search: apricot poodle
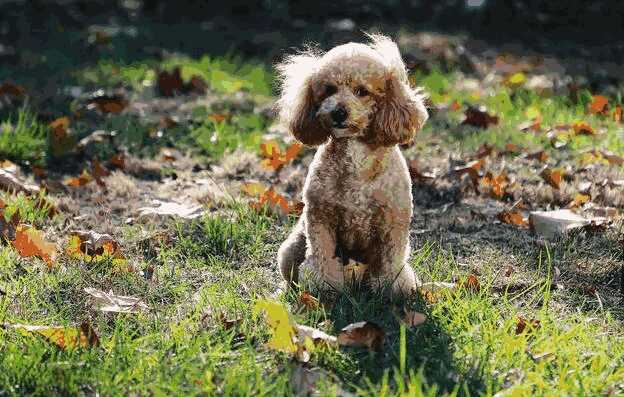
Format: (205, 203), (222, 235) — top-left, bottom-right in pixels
(276, 34), (428, 296)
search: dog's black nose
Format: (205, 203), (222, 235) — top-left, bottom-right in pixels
(331, 106), (348, 124)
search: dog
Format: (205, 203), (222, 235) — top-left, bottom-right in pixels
(275, 34), (428, 296)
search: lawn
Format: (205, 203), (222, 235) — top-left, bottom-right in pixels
(1, 22), (624, 397)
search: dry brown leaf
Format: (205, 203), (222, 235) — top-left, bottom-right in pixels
(462, 106), (499, 129)
(460, 274), (481, 292)
(453, 159), (484, 193)
(516, 316), (541, 335)
(48, 117), (70, 140)
(497, 210), (529, 227)
(137, 200), (205, 220)
(525, 150), (548, 162)
(0, 81), (26, 99)
(157, 67), (184, 97)
(571, 121), (596, 136)
(12, 225), (56, 266)
(481, 171), (510, 200)
(65, 169), (93, 187)
(84, 287), (148, 313)
(87, 94), (128, 113)
(9, 321), (98, 349)
(110, 153), (125, 169)
(472, 143), (494, 160)
(250, 188), (290, 215)
(540, 168), (563, 189)
(337, 321), (385, 352)
(299, 292), (320, 310)
(600, 151), (624, 166)
(408, 159), (436, 182)
(68, 230), (120, 257)
(186, 75), (208, 95)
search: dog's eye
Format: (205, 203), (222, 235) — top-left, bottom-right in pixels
(355, 86), (369, 97)
(324, 84), (337, 96)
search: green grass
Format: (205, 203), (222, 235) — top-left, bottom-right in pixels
(0, 109), (47, 166)
(4, 44), (624, 396)
(2, 202), (624, 395)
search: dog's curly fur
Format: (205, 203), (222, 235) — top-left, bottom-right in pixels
(275, 34), (428, 296)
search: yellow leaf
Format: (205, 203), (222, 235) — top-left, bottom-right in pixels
(508, 72), (526, 85)
(253, 299), (297, 353)
(241, 182), (268, 197)
(11, 322), (98, 349)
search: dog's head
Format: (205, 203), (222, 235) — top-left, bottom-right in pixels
(276, 34), (428, 146)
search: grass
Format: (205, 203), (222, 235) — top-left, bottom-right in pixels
(3, 38), (624, 396)
(2, 201), (624, 395)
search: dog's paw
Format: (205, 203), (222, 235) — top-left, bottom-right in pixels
(320, 257), (345, 292)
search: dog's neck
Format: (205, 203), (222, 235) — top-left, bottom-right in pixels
(326, 137), (395, 180)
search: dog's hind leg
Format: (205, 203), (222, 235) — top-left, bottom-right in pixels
(277, 216), (307, 286)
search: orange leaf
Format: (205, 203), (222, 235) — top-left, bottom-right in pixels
(497, 210), (528, 227)
(110, 153), (125, 169)
(540, 168), (562, 189)
(589, 95), (609, 115)
(12, 225), (56, 266)
(525, 150), (548, 162)
(572, 121), (595, 136)
(87, 95), (128, 114)
(48, 117), (70, 140)
(337, 321), (385, 352)
(65, 169), (93, 187)
(299, 292), (320, 310)
(460, 274), (481, 292)
(0, 81), (26, 98)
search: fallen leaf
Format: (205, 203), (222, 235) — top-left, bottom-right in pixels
(186, 75), (208, 95)
(337, 321), (385, 352)
(91, 159), (110, 186)
(0, 169), (40, 195)
(0, 81), (26, 99)
(67, 230), (120, 257)
(250, 188), (290, 215)
(540, 168), (563, 189)
(462, 106), (499, 129)
(524, 150), (548, 162)
(65, 169), (93, 187)
(137, 200), (205, 220)
(567, 193), (590, 209)
(497, 210), (528, 227)
(48, 117), (70, 140)
(572, 121), (596, 136)
(110, 153), (125, 169)
(600, 151), (624, 166)
(87, 94), (128, 113)
(84, 287), (148, 313)
(9, 321), (98, 349)
(515, 316), (541, 335)
(408, 160), (436, 182)
(529, 209), (591, 239)
(253, 299), (297, 353)
(481, 171), (510, 200)
(453, 159), (484, 193)
(472, 143), (494, 160)
(518, 116), (542, 133)
(344, 259), (368, 284)
(299, 292), (320, 310)
(157, 67), (184, 97)
(12, 225), (56, 266)
(295, 324), (338, 347)
(589, 95), (609, 115)
(241, 182), (268, 197)
(460, 274), (481, 292)
(260, 141), (302, 171)
(403, 311), (427, 328)
(506, 72), (526, 86)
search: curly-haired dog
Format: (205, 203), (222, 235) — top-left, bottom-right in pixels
(276, 34), (428, 296)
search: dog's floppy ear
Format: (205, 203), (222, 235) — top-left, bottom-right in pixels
(365, 34), (428, 146)
(275, 51), (330, 145)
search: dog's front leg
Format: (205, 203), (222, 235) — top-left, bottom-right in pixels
(304, 212), (344, 292)
(377, 223), (420, 297)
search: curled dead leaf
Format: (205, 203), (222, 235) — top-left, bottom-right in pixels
(337, 321), (385, 352)
(497, 210), (528, 227)
(84, 287), (148, 313)
(8, 321), (98, 349)
(462, 106), (499, 129)
(540, 168), (563, 189)
(515, 316), (541, 335)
